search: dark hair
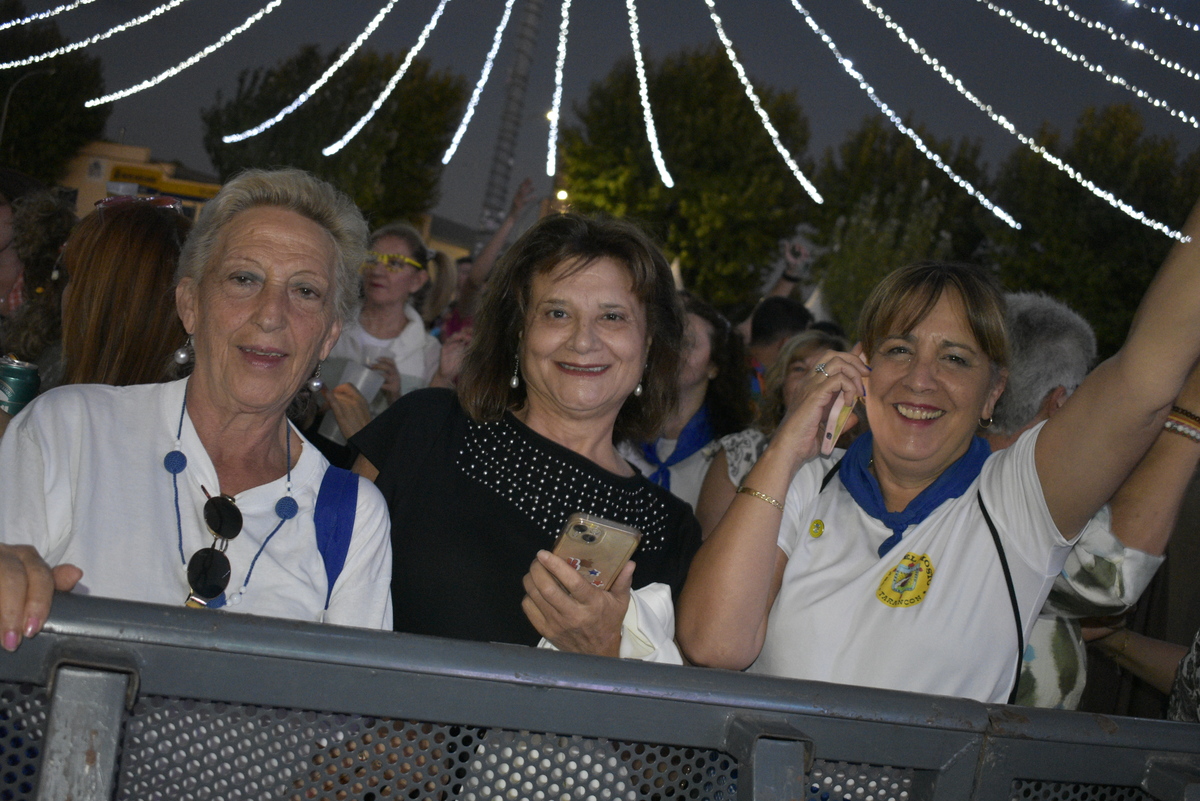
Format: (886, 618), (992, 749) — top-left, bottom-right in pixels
(749, 296), (813, 346)
(61, 203), (191, 386)
(858, 261), (1009, 375)
(681, 292), (752, 439)
(0, 190), (76, 366)
(458, 213), (684, 444)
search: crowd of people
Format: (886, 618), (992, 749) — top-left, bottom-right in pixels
(1, 164), (1199, 721)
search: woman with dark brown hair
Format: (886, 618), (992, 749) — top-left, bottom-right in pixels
(352, 212), (700, 659)
(622, 292), (753, 509)
(59, 198), (192, 386)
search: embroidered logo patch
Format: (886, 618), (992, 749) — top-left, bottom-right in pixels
(809, 519), (825, 538)
(876, 552), (934, 607)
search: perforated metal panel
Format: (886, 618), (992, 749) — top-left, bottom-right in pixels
(804, 760), (913, 801)
(0, 682), (48, 801)
(115, 696), (741, 800)
(1010, 781), (1153, 801)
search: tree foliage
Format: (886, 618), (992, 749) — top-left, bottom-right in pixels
(0, 0), (110, 183)
(988, 105), (1200, 358)
(810, 116), (990, 335)
(560, 44), (814, 307)
(202, 44), (467, 225)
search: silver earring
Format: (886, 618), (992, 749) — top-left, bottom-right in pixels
(306, 362), (324, 392)
(510, 356), (520, 389)
(172, 335), (193, 365)
(633, 382), (643, 398)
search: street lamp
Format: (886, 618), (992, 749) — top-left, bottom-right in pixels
(0, 68), (55, 149)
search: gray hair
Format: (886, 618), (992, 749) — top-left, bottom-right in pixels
(176, 168), (368, 324)
(991, 292), (1096, 436)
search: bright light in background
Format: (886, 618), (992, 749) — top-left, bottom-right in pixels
(556, 189), (568, 200)
(0, 0), (192, 70)
(323, 0), (453, 156)
(624, 0), (674, 187)
(87, 0), (285, 107)
(442, 0), (518, 165)
(222, 0), (401, 144)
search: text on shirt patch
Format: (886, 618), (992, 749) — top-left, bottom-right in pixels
(877, 552), (934, 608)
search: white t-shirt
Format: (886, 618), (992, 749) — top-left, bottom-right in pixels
(0, 379), (393, 629)
(751, 422), (1072, 703)
(620, 439), (719, 510)
(328, 305), (439, 413)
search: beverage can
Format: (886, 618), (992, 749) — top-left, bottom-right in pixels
(0, 354), (40, 416)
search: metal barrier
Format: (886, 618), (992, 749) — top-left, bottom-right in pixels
(0, 594), (1198, 801)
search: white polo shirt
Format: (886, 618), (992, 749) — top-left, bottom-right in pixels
(751, 422), (1073, 703)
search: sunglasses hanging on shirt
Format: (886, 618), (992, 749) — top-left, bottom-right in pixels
(184, 488), (243, 607)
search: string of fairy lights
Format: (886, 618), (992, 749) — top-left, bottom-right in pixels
(624, 0), (674, 188)
(855, 0), (1187, 239)
(1120, 0), (1200, 34)
(441, 0), (517, 165)
(0, 0), (94, 33)
(0, 0), (192, 70)
(3, 0), (1195, 240)
(702, 0), (824, 204)
(786, 0), (1022, 230)
(85, 0), (284, 108)
(1031, 0), (1198, 81)
(220, 0), (401, 144)
(545, 0), (574, 177)
(321, 0), (452, 156)
(974, 0), (1198, 128)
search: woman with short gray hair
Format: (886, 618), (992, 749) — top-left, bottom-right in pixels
(0, 168), (393, 648)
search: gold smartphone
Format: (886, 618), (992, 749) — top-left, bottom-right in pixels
(551, 513), (642, 591)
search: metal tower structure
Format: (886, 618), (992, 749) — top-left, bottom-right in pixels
(477, 0), (543, 237)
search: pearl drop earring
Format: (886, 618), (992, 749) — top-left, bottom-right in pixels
(306, 362), (324, 392)
(509, 356), (520, 389)
(173, 335), (193, 365)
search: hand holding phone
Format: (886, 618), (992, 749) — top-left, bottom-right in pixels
(551, 513), (641, 591)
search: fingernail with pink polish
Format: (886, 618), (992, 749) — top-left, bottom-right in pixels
(3, 631), (19, 652)
(24, 617), (40, 638)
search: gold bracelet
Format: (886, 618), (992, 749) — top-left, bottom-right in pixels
(736, 485), (784, 511)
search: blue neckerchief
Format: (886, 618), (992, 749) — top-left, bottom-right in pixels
(640, 404), (714, 491)
(838, 431), (992, 558)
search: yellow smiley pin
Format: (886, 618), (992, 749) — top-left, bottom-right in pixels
(809, 519), (825, 538)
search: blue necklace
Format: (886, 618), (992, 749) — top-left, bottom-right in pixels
(164, 391), (298, 608)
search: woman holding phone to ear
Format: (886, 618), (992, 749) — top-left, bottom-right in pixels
(679, 199), (1200, 702)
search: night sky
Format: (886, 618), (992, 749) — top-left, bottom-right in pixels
(42, 0), (1200, 233)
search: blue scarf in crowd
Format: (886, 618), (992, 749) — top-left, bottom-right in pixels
(640, 404), (714, 491)
(838, 430), (992, 558)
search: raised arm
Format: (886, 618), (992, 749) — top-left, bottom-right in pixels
(1105, 361), (1200, 556)
(466, 178), (535, 295)
(677, 350), (867, 668)
(1037, 199), (1200, 539)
